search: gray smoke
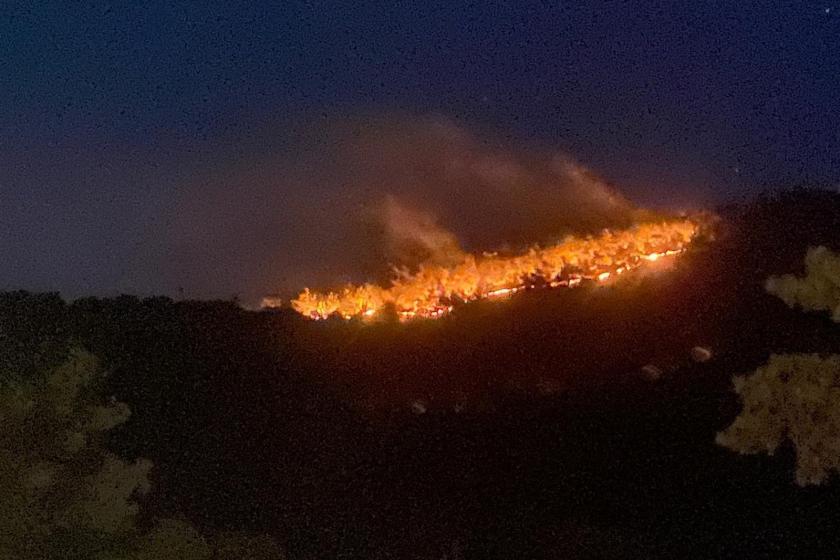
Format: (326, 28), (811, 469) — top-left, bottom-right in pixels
(153, 114), (652, 304)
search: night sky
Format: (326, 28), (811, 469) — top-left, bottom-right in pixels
(2, 1), (838, 300)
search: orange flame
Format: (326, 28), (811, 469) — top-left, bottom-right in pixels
(283, 219), (699, 321)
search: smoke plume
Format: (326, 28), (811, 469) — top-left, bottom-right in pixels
(160, 114), (654, 304)
(376, 195), (464, 270)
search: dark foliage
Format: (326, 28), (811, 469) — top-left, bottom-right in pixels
(3, 189), (840, 558)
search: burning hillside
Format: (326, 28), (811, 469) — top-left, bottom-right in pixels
(280, 217), (700, 321)
(169, 116), (678, 304)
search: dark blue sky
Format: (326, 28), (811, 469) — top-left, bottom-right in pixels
(2, 1), (839, 299)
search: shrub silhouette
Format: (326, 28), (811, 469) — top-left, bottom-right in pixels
(0, 347), (285, 559)
(718, 247), (840, 485)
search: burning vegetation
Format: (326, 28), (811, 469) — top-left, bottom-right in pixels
(282, 218), (701, 321)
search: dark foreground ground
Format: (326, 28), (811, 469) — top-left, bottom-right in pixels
(4, 190), (840, 559)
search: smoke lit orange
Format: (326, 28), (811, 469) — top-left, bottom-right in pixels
(281, 219), (699, 321)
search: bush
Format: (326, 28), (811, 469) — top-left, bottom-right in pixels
(765, 246), (840, 322)
(718, 247), (840, 485)
(0, 347), (284, 559)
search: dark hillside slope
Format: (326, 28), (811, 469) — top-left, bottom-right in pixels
(2, 189), (840, 558)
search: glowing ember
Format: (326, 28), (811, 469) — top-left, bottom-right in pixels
(487, 287), (517, 298)
(283, 219), (699, 321)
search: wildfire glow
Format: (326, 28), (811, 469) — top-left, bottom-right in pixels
(282, 219), (700, 321)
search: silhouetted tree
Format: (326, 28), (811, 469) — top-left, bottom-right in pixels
(718, 247), (840, 485)
(0, 347), (285, 559)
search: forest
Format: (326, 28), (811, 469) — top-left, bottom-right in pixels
(3, 189), (840, 559)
